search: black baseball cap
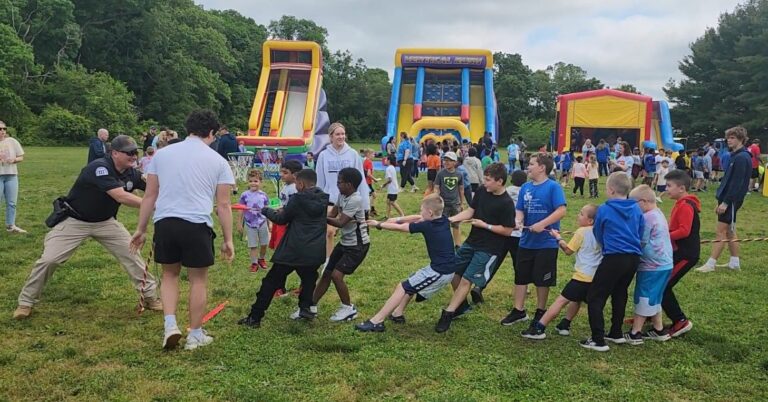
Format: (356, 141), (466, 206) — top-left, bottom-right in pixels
(111, 135), (138, 153)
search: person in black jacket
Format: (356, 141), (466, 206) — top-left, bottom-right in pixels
(696, 126), (753, 273)
(238, 169), (329, 327)
(216, 126), (238, 160)
(87, 128), (109, 163)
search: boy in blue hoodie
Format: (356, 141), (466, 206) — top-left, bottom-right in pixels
(581, 172), (644, 352)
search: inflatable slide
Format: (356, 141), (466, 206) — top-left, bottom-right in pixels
(239, 40), (330, 159)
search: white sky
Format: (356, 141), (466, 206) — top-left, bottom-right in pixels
(199, 0), (744, 100)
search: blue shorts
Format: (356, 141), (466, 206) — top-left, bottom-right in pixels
(633, 269), (672, 316)
(454, 243), (501, 288)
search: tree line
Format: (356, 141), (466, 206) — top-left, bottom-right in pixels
(1, 0), (765, 148)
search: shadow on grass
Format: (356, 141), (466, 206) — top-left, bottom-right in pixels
(688, 331), (750, 363)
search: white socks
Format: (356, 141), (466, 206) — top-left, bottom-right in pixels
(164, 314), (177, 330)
(706, 257), (717, 267)
(729, 256), (740, 267)
(189, 328), (204, 339)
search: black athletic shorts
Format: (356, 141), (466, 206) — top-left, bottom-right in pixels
(387, 194), (398, 202)
(560, 279), (591, 302)
(717, 200), (743, 225)
(515, 247), (558, 287)
(154, 218), (216, 268)
(427, 169), (437, 182)
(324, 242), (371, 275)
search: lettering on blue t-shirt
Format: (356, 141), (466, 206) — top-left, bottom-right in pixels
(516, 179), (567, 249)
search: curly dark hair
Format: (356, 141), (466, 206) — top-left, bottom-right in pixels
(184, 109), (220, 138)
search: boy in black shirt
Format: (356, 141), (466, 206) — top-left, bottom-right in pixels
(435, 163), (516, 333)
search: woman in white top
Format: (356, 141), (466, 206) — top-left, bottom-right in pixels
(610, 141), (634, 179)
(0, 120), (26, 233)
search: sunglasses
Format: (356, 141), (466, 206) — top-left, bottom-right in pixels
(120, 150), (139, 156)
(0, 127), (7, 130)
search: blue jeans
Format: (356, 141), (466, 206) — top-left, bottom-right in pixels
(508, 159), (518, 172)
(0, 174), (19, 226)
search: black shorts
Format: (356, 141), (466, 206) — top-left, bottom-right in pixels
(752, 167), (760, 179)
(560, 279), (590, 302)
(324, 242), (370, 275)
(515, 247), (558, 287)
(153, 218), (216, 268)
(427, 169), (437, 182)
(717, 200), (743, 225)
(387, 194), (398, 202)
(704, 171), (710, 180)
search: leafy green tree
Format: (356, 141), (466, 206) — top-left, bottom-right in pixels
(516, 117), (553, 149)
(614, 84), (640, 94)
(3, 0), (82, 67)
(665, 0), (768, 141)
(493, 52), (534, 144)
(0, 23), (38, 129)
(36, 103), (92, 143)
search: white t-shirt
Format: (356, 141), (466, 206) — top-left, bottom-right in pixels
(656, 167), (669, 186)
(147, 136), (235, 227)
(506, 185), (522, 238)
(617, 155), (634, 178)
(0, 137), (24, 175)
(279, 183), (297, 206)
(385, 165), (399, 195)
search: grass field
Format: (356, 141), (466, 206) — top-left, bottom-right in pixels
(2, 146), (768, 401)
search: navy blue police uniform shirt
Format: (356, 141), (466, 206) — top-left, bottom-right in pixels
(66, 157), (145, 222)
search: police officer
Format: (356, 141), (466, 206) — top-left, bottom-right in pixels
(14, 135), (161, 319)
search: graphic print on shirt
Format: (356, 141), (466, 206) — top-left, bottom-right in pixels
(442, 176), (459, 191)
(325, 159), (354, 173)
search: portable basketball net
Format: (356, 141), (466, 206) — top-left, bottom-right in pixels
(254, 146), (287, 195)
(227, 151), (255, 183)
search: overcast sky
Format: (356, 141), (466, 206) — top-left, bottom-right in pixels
(199, 0), (743, 100)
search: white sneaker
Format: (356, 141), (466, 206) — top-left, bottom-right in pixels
(728, 264), (741, 271)
(290, 305), (317, 320)
(695, 264), (715, 273)
(163, 326), (182, 350)
(184, 330), (213, 350)
(329, 304), (357, 322)
(6, 225), (27, 234)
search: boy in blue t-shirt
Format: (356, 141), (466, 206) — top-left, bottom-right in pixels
(355, 195), (456, 332)
(501, 154), (567, 327)
(642, 149), (657, 186)
(581, 172), (644, 352)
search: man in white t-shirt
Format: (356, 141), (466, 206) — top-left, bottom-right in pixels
(131, 110), (235, 351)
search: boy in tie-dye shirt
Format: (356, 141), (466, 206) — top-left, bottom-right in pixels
(625, 185), (673, 344)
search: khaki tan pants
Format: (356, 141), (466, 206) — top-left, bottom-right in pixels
(17, 217), (157, 307)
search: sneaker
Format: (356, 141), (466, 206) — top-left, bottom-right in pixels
(695, 263), (715, 273)
(624, 331), (644, 345)
(330, 304), (358, 322)
(642, 328), (671, 342)
(257, 259), (268, 270)
(290, 305), (317, 320)
(163, 326), (183, 350)
(434, 310), (453, 333)
(470, 287), (485, 305)
(388, 314), (406, 324)
(237, 316), (261, 328)
(143, 297), (163, 311)
(521, 324), (546, 340)
(555, 320), (571, 336)
(727, 264), (740, 271)
(273, 289), (288, 298)
(250, 263), (259, 273)
(453, 300), (472, 319)
(298, 307), (317, 320)
(580, 337), (610, 352)
(6, 225), (27, 234)
(355, 320), (385, 332)
(500, 309), (528, 326)
(184, 330), (213, 350)
(605, 333), (627, 344)
(13, 305), (31, 320)
(668, 319), (693, 338)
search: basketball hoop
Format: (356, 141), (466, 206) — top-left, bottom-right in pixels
(253, 147), (287, 194)
(227, 152), (255, 183)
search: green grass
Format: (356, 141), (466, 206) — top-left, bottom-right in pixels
(2, 146), (768, 401)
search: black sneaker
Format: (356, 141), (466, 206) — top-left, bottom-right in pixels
(355, 320), (385, 332)
(435, 310), (453, 333)
(623, 331), (644, 345)
(237, 316), (261, 328)
(388, 314), (406, 324)
(555, 319), (571, 336)
(641, 328), (671, 342)
(521, 324), (546, 340)
(605, 333), (627, 344)
(531, 308), (546, 326)
(500, 308), (528, 326)
(580, 337), (609, 352)
(453, 300), (473, 319)
(298, 308), (317, 320)
(470, 287), (485, 305)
